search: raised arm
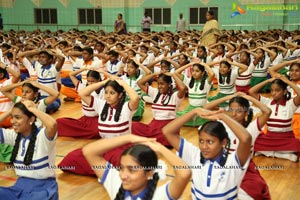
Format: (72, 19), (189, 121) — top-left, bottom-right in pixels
(28, 80), (60, 106)
(166, 72), (187, 98)
(269, 60), (295, 77)
(23, 100), (57, 139)
(143, 141), (191, 199)
(227, 59), (248, 74)
(210, 113), (251, 166)
(137, 73), (158, 92)
(280, 75), (300, 106)
(114, 78), (139, 111)
(0, 61), (20, 83)
(0, 81), (25, 101)
(78, 79), (109, 105)
(248, 78), (275, 100)
(82, 134), (155, 180)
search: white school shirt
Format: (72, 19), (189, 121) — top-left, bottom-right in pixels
(77, 59), (102, 83)
(182, 75), (211, 107)
(252, 56), (271, 78)
(76, 82), (104, 117)
(21, 57), (38, 80)
(212, 66), (239, 94)
(89, 97), (135, 138)
(288, 81), (300, 114)
(222, 119), (261, 155)
(178, 138), (249, 200)
(36, 64), (59, 96)
(260, 95), (298, 133)
(147, 86), (183, 120)
(106, 60), (123, 75)
(121, 74), (143, 97)
(236, 62), (255, 87)
(0, 78), (13, 112)
(14, 96), (47, 128)
(0, 127), (57, 179)
(99, 163), (173, 200)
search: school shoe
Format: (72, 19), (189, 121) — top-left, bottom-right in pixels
(273, 152), (298, 162)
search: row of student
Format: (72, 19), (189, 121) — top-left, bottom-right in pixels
(0, 62), (299, 198)
(0, 98), (254, 199)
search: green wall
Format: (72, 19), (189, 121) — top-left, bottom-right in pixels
(0, 0), (299, 32)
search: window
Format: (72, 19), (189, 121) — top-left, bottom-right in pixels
(78, 8), (102, 25)
(189, 7), (218, 24)
(144, 8), (171, 25)
(35, 8), (57, 24)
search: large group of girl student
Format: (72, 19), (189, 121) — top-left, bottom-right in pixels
(0, 61), (20, 163)
(249, 47), (276, 93)
(35, 50), (64, 114)
(132, 71), (186, 148)
(58, 77), (139, 175)
(82, 134), (191, 200)
(61, 47), (102, 102)
(57, 68), (106, 138)
(175, 61), (214, 126)
(226, 50), (256, 93)
(203, 92), (272, 199)
(207, 59), (248, 107)
(0, 100), (58, 200)
(162, 107), (252, 200)
(121, 59), (151, 121)
(270, 59), (300, 139)
(249, 75), (300, 162)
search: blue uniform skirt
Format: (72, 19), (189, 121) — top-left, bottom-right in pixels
(0, 177), (58, 200)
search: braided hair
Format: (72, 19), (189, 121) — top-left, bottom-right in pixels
(198, 121), (230, 167)
(100, 80), (126, 122)
(153, 74), (173, 106)
(229, 96), (253, 128)
(189, 63), (207, 91)
(22, 83), (40, 103)
(10, 102), (37, 165)
(114, 144), (158, 200)
(219, 61), (232, 84)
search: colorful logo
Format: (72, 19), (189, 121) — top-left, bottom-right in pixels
(231, 3), (246, 18)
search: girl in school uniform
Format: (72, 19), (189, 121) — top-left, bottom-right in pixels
(249, 47), (276, 93)
(0, 61), (20, 163)
(121, 59), (151, 121)
(0, 100), (58, 200)
(162, 108), (252, 200)
(175, 61), (215, 126)
(270, 60), (300, 139)
(249, 75), (300, 161)
(0, 79), (59, 128)
(57, 68), (105, 138)
(82, 134), (191, 200)
(58, 78), (139, 175)
(208, 59), (248, 107)
(132, 72), (186, 148)
(204, 92), (272, 200)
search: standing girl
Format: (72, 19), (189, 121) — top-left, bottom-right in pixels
(163, 108), (252, 199)
(82, 134), (191, 200)
(249, 75), (300, 161)
(0, 100), (58, 200)
(175, 61), (215, 126)
(57, 68), (105, 138)
(132, 72), (186, 147)
(58, 77), (139, 175)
